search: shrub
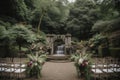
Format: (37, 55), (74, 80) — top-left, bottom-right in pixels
(98, 46), (109, 57)
(109, 48), (120, 58)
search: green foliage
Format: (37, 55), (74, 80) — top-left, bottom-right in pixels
(26, 42), (47, 78)
(66, 0), (99, 39)
(26, 54), (47, 78)
(10, 24), (37, 43)
(92, 20), (110, 32)
(0, 0), (119, 40)
(0, 23), (46, 44)
(89, 34), (108, 47)
(24, 0), (70, 34)
(109, 48), (120, 58)
(100, 0), (120, 14)
(109, 31), (120, 47)
(98, 46), (109, 57)
(92, 18), (120, 33)
(0, 22), (13, 45)
(91, 0), (120, 48)
(92, 0), (119, 20)
(0, 20), (46, 57)
(88, 34), (109, 56)
(71, 52), (92, 79)
(0, 0), (119, 58)
(14, 0), (28, 21)
(105, 18), (120, 32)
(71, 40), (92, 78)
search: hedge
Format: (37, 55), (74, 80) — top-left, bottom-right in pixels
(98, 47), (120, 57)
(98, 46), (109, 57)
(109, 48), (120, 58)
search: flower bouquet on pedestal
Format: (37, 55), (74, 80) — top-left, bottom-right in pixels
(26, 43), (47, 79)
(78, 58), (90, 77)
(26, 53), (46, 78)
(71, 52), (92, 79)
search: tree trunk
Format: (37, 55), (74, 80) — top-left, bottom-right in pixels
(19, 44), (21, 52)
(37, 10), (44, 34)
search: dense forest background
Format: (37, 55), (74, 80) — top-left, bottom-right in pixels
(0, 0), (120, 57)
(0, 0), (120, 39)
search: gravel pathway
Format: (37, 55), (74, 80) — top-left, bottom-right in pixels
(40, 61), (81, 80)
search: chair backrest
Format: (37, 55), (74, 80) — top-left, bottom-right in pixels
(95, 58), (106, 69)
(13, 58), (28, 63)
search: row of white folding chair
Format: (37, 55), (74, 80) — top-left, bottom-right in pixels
(91, 57), (120, 80)
(0, 62), (26, 79)
(91, 58), (107, 80)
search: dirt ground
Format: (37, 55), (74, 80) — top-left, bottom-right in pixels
(40, 61), (82, 80)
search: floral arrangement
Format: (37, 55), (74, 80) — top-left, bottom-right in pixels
(26, 54), (46, 78)
(26, 43), (47, 78)
(71, 41), (92, 80)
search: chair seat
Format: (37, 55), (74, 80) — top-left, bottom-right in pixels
(91, 64), (107, 68)
(91, 68), (103, 73)
(109, 64), (120, 67)
(111, 68), (120, 72)
(97, 64), (107, 67)
(102, 69), (113, 73)
(0, 67), (7, 71)
(21, 64), (26, 68)
(0, 63), (7, 66)
(11, 64), (20, 67)
(91, 65), (95, 68)
(5, 68), (16, 72)
(14, 69), (26, 73)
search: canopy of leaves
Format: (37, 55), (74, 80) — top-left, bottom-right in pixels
(66, 0), (99, 39)
(0, 0), (119, 40)
(92, 17), (120, 33)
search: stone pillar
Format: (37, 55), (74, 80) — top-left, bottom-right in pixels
(51, 43), (54, 54)
(51, 35), (54, 55)
(66, 34), (71, 54)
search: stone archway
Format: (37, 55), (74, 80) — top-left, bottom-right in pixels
(46, 34), (71, 55)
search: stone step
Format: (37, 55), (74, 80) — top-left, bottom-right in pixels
(49, 60), (71, 63)
(47, 55), (70, 60)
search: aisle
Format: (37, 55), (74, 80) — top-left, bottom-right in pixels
(40, 62), (81, 80)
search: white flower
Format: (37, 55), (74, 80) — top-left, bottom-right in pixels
(35, 63), (38, 66)
(39, 60), (43, 64)
(78, 58), (83, 64)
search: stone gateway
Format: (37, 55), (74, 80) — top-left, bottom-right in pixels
(46, 34), (72, 55)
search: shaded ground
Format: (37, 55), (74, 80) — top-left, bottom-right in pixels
(40, 61), (81, 80)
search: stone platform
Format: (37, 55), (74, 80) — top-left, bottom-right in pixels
(47, 54), (70, 60)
